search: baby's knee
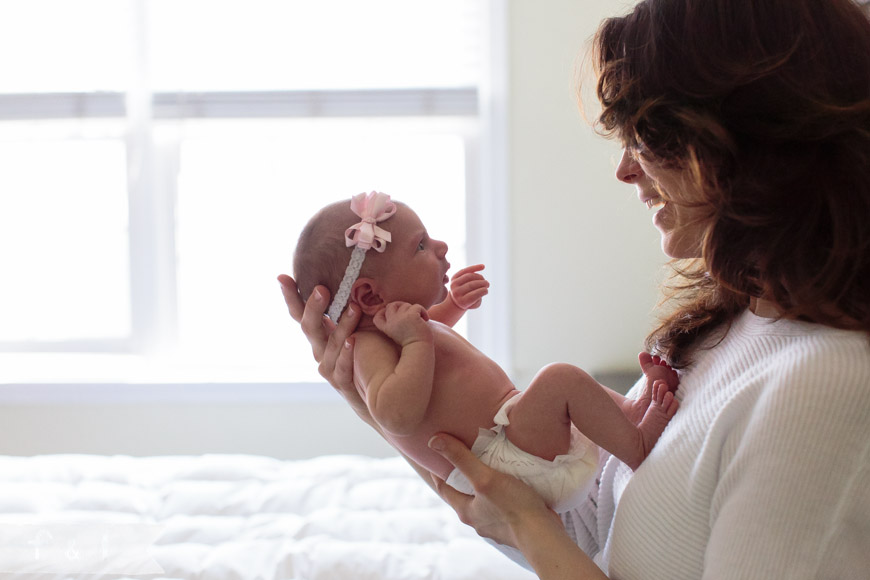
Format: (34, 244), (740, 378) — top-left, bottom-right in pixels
(533, 362), (595, 390)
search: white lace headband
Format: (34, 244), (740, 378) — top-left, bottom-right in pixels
(326, 191), (397, 322)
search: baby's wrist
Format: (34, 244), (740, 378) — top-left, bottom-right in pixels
(448, 292), (468, 311)
(401, 333), (434, 349)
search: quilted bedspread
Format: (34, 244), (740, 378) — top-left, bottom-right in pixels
(0, 453), (536, 580)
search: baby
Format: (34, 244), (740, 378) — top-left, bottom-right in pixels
(293, 191), (679, 511)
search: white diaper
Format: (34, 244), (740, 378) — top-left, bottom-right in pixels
(445, 392), (600, 513)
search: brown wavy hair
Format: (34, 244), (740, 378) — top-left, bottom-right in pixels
(592, 0), (870, 368)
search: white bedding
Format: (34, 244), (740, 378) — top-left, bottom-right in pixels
(0, 453), (536, 580)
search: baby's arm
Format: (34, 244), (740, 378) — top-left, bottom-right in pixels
(353, 302), (436, 436)
(428, 264), (489, 327)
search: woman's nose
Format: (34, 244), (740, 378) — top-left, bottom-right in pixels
(616, 148), (642, 184)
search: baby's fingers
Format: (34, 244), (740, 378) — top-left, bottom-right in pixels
(452, 264), (485, 278)
(451, 288), (488, 311)
(452, 278), (490, 294)
(414, 303), (431, 321)
(451, 279), (489, 309)
(451, 271), (488, 288)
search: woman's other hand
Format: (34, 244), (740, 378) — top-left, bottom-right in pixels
(278, 274), (370, 422)
(429, 433), (609, 579)
(428, 433), (557, 548)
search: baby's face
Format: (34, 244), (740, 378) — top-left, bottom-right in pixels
(375, 205), (450, 308)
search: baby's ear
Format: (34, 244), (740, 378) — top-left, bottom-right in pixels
(350, 278), (384, 316)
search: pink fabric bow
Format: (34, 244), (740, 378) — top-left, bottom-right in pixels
(344, 191), (397, 252)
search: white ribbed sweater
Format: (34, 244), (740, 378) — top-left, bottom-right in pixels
(563, 310), (870, 579)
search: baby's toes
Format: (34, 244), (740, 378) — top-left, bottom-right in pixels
(651, 380), (667, 404)
(663, 391), (679, 418)
(638, 352), (655, 374)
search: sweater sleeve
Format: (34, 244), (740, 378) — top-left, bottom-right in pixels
(703, 347), (870, 580)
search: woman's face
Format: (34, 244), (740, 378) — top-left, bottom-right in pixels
(616, 148), (711, 259)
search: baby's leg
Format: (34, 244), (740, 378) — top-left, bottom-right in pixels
(505, 363), (666, 469)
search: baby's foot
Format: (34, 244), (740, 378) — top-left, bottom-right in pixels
(624, 380), (654, 426)
(629, 380), (679, 470)
(623, 354), (679, 426)
(638, 352), (679, 393)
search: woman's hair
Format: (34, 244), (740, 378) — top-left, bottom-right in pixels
(592, 0), (870, 368)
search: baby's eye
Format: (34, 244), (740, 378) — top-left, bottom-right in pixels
(417, 240), (425, 251)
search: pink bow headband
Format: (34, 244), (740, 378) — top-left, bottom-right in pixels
(344, 191), (397, 252)
(327, 191), (397, 321)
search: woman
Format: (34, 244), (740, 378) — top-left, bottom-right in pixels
(280, 0), (870, 577)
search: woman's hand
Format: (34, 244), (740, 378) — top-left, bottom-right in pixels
(278, 274), (371, 423)
(427, 433), (557, 548)
(429, 433), (609, 579)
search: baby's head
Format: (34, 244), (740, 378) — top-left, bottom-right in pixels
(293, 192), (450, 321)
(293, 199), (366, 304)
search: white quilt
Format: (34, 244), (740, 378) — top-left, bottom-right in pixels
(0, 454), (536, 580)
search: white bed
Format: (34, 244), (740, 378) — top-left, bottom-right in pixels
(0, 453), (536, 580)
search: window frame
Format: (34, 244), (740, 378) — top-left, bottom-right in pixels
(0, 0), (510, 400)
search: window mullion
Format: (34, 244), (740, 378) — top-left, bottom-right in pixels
(151, 88), (478, 119)
(467, 0), (511, 374)
(126, 0), (170, 355)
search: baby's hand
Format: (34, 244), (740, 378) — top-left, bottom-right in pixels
(373, 302), (433, 347)
(449, 264), (490, 310)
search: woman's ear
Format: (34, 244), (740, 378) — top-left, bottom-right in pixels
(350, 278), (384, 316)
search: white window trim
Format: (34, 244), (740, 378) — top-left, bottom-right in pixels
(0, 88), (478, 121)
(0, 0), (510, 403)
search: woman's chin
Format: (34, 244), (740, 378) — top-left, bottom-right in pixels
(660, 235), (702, 260)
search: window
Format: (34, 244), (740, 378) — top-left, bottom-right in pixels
(0, 0), (508, 388)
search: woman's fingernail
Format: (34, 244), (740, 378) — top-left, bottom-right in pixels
(314, 288), (325, 302)
(346, 305), (357, 318)
(428, 436), (445, 451)
(344, 339), (352, 350)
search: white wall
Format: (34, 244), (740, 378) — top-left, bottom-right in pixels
(0, 0), (666, 459)
(507, 0), (665, 389)
(0, 395), (392, 459)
